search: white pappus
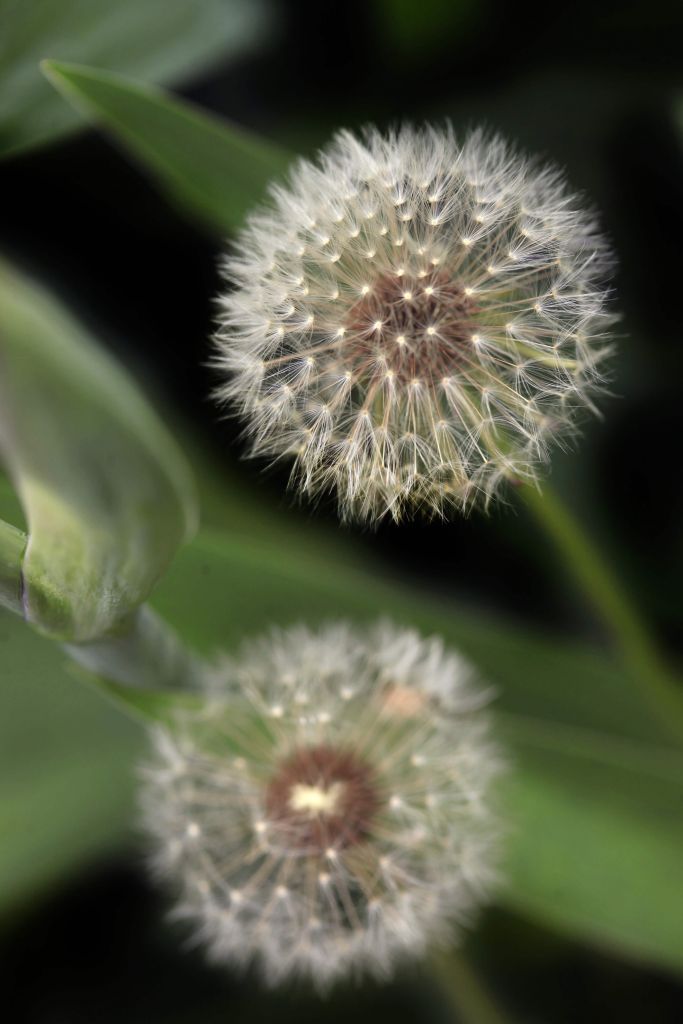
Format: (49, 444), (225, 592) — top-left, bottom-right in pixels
(141, 621), (503, 990)
(214, 124), (615, 523)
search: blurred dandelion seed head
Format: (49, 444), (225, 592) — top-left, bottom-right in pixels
(141, 621), (503, 990)
(214, 125), (615, 523)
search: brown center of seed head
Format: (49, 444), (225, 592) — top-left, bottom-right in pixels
(345, 269), (478, 384)
(265, 744), (381, 851)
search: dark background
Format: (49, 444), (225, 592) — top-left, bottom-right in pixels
(1, 0), (682, 1019)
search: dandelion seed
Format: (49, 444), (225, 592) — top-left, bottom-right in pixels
(141, 622), (502, 991)
(214, 125), (615, 522)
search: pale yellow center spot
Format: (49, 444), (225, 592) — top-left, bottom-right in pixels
(289, 782), (345, 816)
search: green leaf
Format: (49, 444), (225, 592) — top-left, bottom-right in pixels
(3, 464), (682, 971)
(81, 673), (204, 725)
(3, 510), (683, 971)
(0, 259), (198, 642)
(41, 61), (293, 232)
(0, 606), (141, 915)
(498, 720), (683, 972)
(0, 0), (272, 158)
(146, 531), (683, 974)
(0, 517), (25, 615)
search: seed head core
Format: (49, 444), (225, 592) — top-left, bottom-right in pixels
(345, 270), (477, 384)
(265, 744), (381, 851)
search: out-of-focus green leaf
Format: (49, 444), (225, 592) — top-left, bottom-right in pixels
(42, 61), (292, 232)
(0, 0), (272, 158)
(498, 724), (683, 972)
(81, 673), (204, 726)
(147, 532), (683, 974)
(0, 605), (141, 916)
(0, 260), (198, 642)
(2, 512), (683, 970)
(0, 517), (25, 615)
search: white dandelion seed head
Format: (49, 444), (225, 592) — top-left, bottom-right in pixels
(214, 125), (616, 523)
(141, 621), (503, 991)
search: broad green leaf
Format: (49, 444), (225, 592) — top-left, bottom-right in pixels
(2, 479), (682, 970)
(499, 725), (683, 971)
(42, 61), (293, 233)
(81, 672), (204, 726)
(0, 0), (272, 158)
(147, 532), (683, 974)
(0, 605), (141, 915)
(0, 517), (25, 615)
(0, 259), (198, 641)
(151, 533), (673, 746)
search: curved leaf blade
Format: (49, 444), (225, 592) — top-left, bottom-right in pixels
(0, 259), (198, 641)
(0, 605), (141, 915)
(41, 60), (292, 232)
(3, 460), (682, 971)
(0, 517), (25, 615)
(0, 0), (272, 158)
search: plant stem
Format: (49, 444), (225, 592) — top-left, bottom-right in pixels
(431, 948), (511, 1024)
(519, 480), (683, 741)
(65, 604), (205, 691)
(0, 517), (25, 616)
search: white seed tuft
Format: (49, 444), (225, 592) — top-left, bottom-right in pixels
(213, 125), (615, 523)
(141, 621), (503, 991)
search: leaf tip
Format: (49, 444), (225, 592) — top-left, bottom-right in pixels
(39, 59), (62, 82)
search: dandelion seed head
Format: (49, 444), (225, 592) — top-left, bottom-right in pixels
(214, 125), (615, 522)
(141, 621), (502, 990)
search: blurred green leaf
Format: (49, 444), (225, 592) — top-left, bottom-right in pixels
(499, 725), (683, 974)
(2, 491), (682, 970)
(42, 61), (292, 232)
(147, 531), (683, 974)
(84, 674), (204, 725)
(0, 517), (25, 615)
(0, 0), (272, 158)
(0, 605), (140, 916)
(0, 259), (197, 641)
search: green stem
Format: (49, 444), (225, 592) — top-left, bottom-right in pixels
(65, 604), (205, 691)
(519, 480), (683, 741)
(431, 948), (511, 1024)
(0, 516), (26, 616)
